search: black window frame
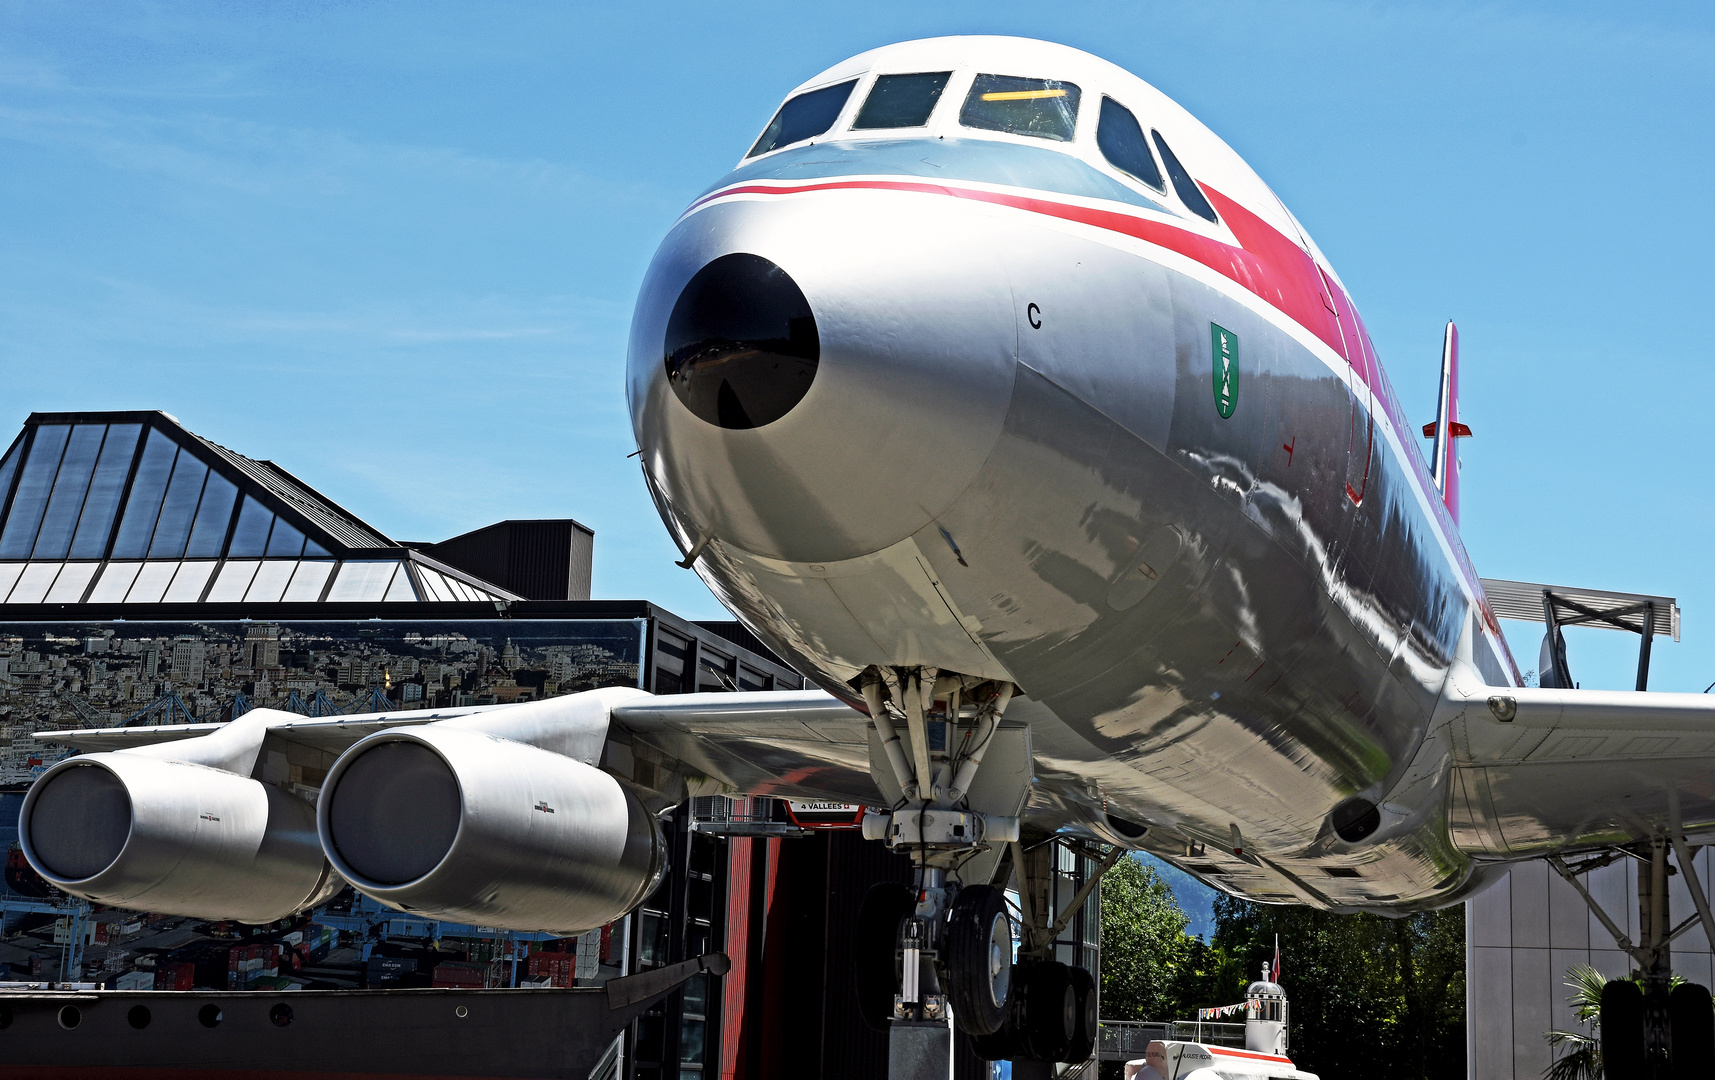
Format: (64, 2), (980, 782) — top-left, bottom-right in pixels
(1150, 129), (1219, 224)
(957, 73), (1083, 143)
(746, 79), (858, 159)
(1095, 96), (1166, 193)
(851, 71), (953, 131)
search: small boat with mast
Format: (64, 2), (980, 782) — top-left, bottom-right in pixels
(1119, 965), (1318, 1080)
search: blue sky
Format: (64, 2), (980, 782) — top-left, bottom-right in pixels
(4, 2), (1713, 691)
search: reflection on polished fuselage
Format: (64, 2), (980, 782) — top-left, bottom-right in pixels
(628, 37), (1517, 912)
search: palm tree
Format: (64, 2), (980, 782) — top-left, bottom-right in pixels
(1544, 964), (1608, 1080)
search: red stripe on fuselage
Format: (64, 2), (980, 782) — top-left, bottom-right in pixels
(692, 179), (1359, 368)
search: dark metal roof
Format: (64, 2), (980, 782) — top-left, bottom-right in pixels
(1481, 577), (1680, 641)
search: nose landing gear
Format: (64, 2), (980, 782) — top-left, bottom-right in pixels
(854, 667), (1116, 1075)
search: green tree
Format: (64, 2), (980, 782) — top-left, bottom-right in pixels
(1202, 893), (1467, 1080)
(1543, 964), (1607, 1080)
(1099, 855), (1199, 1023)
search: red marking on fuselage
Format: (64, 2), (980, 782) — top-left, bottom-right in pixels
(1282, 436), (1295, 465)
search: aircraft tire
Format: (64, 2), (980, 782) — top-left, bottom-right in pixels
(1014, 959), (1075, 1062)
(1064, 965), (1098, 1063)
(856, 882), (916, 1032)
(946, 885), (1013, 1036)
(1669, 982), (1714, 1079)
(1600, 978), (1646, 1080)
(965, 1023), (1020, 1063)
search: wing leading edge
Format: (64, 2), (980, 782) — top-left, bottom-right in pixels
(1443, 663), (1715, 858)
(35, 689), (882, 808)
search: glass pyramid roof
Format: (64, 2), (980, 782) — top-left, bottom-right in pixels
(0, 412), (516, 606)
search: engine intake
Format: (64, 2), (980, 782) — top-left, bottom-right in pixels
(20, 754), (340, 923)
(317, 726), (666, 935)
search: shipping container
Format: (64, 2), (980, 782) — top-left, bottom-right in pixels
(154, 962), (195, 991)
(112, 970), (153, 991)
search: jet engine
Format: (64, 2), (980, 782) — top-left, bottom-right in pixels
(317, 726), (667, 935)
(20, 753), (341, 923)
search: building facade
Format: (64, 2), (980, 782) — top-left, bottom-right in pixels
(1467, 855), (1715, 1079)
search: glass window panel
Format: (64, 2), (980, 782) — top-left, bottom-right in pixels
(86, 562), (141, 603)
(0, 563), (24, 600)
(265, 517), (306, 558)
(853, 72), (952, 129)
(681, 973), (708, 1014)
(206, 560), (260, 602)
(0, 435), (22, 509)
(227, 497), (274, 557)
(1096, 97), (1164, 191)
(304, 537), (331, 558)
(282, 560), (335, 601)
(110, 430), (179, 559)
(414, 567), (451, 602)
(244, 560), (296, 602)
(326, 560), (398, 602)
(31, 425), (104, 560)
(1151, 130), (1218, 223)
(147, 456), (209, 559)
(44, 561), (98, 603)
(678, 1019), (706, 1064)
(8, 562), (64, 604)
(0, 425), (71, 558)
(452, 579), (479, 602)
(163, 561), (216, 602)
(70, 424), (141, 559)
(124, 561), (178, 603)
(747, 80), (857, 157)
(430, 571), (461, 602)
(383, 566), (418, 602)
(959, 75), (1081, 142)
(185, 471), (237, 558)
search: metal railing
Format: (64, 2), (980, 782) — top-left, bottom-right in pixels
(1096, 1019), (1248, 1061)
(1096, 1021), (1170, 1061)
(1169, 1020), (1246, 1048)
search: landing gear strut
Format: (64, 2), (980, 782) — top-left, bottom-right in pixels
(855, 667), (1112, 1071)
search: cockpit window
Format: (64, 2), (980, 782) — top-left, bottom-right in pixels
(748, 80), (858, 158)
(958, 75), (1081, 142)
(1150, 130), (1219, 223)
(853, 72), (952, 130)
(1096, 97), (1164, 191)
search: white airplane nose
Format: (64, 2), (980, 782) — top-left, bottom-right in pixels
(628, 196), (1019, 566)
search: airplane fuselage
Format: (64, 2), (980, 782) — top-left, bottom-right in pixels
(629, 37), (1518, 911)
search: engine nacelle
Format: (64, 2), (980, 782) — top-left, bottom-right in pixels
(317, 726), (666, 935)
(20, 754), (341, 923)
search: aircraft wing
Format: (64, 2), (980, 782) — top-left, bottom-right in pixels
(1444, 667), (1715, 857)
(35, 690), (883, 806)
(36, 704), (515, 756)
(611, 691), (882, 805)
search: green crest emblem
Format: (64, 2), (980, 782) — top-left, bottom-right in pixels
(1211, 323), (1238, 419)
